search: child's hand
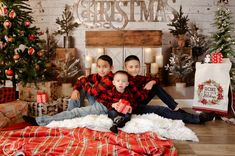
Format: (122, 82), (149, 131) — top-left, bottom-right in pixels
(144, 80), (156, 90)
(111, 102), (119, 109)
(77, 75), (85, 80)
(70, 90), (80, 100)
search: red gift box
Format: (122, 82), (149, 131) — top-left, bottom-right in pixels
(211, 52), (223, 63)
(114, 99), (132, 114)
(0, 87), (16, 104)
(37, 92), (48, 104)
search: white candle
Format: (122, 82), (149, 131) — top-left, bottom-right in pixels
(156, 55), (163, 68)
(151, 63), (159, 75)
(97, 48), (104, 58)
(91, 63), (97, 74)
(144, 48), (152, 63)
(85, 56), (93, 68)
(156, 47), (162, 56)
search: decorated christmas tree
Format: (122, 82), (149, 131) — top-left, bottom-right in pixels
(209, 6), (235, 58)
(0, 0), (46, 88)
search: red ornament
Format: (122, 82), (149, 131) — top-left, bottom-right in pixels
(0, 5), (8, 16)
(3, 20), (11, 29)
(28, 34), (36, 41)
(25, 20), (31, 27)
(28, 47), (35, 55)
(5, 69), (14, 76)
(13, 53), (20, 60)
(37, 50), (44, 57)
(9, 10), (16, 19)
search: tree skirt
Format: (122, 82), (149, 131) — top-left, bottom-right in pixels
(47, 113), (199, 142)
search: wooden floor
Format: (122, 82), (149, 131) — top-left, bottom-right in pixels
(174, 119), (235, 156)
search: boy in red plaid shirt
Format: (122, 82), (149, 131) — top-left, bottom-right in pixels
(106, 70), (147, 133)
(67, 55), (114, 110)
(124, 55), (216, 124)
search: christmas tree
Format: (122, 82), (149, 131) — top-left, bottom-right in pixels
(210, 6), (235, 58)
(0, 0), (46, 88)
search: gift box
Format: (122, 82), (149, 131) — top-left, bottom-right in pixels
(113, 99), (132, 114)
(211, 52), (223, 63)
(0, 100), (28, 128)
(0, 87), (16, 104)
(28, 101), (59, 117)
(19, 81), (59, 102)
(57, 97), (69, 112)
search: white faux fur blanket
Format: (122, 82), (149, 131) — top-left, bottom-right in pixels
(46, 113), (199, 142)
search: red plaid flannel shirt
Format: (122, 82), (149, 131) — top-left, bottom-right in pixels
(96, 86), (147, 110)
(78, 72), (114, 97)
(128, 75), (159, 98)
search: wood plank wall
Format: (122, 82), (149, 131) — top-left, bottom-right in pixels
(85, 30), (162, 47)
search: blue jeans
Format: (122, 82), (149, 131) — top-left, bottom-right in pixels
(67, 89), (96, 111)
(36, 101), (108, 126)
(141, 84), (178, 110)
(133, 105), (200, 124)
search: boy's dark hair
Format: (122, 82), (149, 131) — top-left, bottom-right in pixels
(114, 70), (129, 78)
(97, 55), (113, 66)
(124, 55), (140, 63)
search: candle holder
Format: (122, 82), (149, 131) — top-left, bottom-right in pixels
(85, 68), (91, 76)
(145, 63), (151, 76)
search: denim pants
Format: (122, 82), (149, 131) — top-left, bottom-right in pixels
(141, 84), (178, 110)
(133, 105), (200, 124)
(67, 88), (96, 111)
(36, 101), (108, 126)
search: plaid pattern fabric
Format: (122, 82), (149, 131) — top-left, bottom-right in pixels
(0, 87), (16, 104)
(128, 75), (159, 98)
(0, 127), (177, 156)
(97, 86), (147, 110)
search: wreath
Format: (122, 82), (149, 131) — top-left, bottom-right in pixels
(197, 79), (223, 105)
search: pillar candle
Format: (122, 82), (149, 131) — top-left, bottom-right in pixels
(156, 55), (163, 68)
(151, 63), (159, 75)
(97, 48), (104, 57)
(91, 63), (97, 74)
(144, 48), (152, 63)
(156, 47), (162, 56)
(85, 56), (93, 68)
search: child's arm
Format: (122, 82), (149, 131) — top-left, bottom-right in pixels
(144, 80), (157, 90)
(80, 76), (113, 97)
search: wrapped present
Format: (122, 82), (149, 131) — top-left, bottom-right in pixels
(113, 99), (132, 114)
(211, 52), (223, 63)
(0, 100), (28, 128)
(0, 87), (16, 104)
(19, 81), (59, 102)
(28, 101), (59, 117)
(57, 97), (69, 112)
(37, 92), (48, 103)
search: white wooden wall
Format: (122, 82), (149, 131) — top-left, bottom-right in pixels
(27, 0), (235, 72)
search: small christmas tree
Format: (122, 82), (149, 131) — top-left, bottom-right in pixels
(209, 6), (235, 58)
(0, 0), (46, 87)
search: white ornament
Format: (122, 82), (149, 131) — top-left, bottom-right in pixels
(204, 54), (211, 63)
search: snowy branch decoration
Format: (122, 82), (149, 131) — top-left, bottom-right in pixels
(165, 53), (194, 82)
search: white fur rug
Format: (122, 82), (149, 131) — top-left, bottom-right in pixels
(46, 113), (199, 142)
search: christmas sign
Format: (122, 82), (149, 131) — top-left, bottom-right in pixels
(193, 58), (231, 115)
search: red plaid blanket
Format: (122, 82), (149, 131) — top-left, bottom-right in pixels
(0, 127), (177, 156)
